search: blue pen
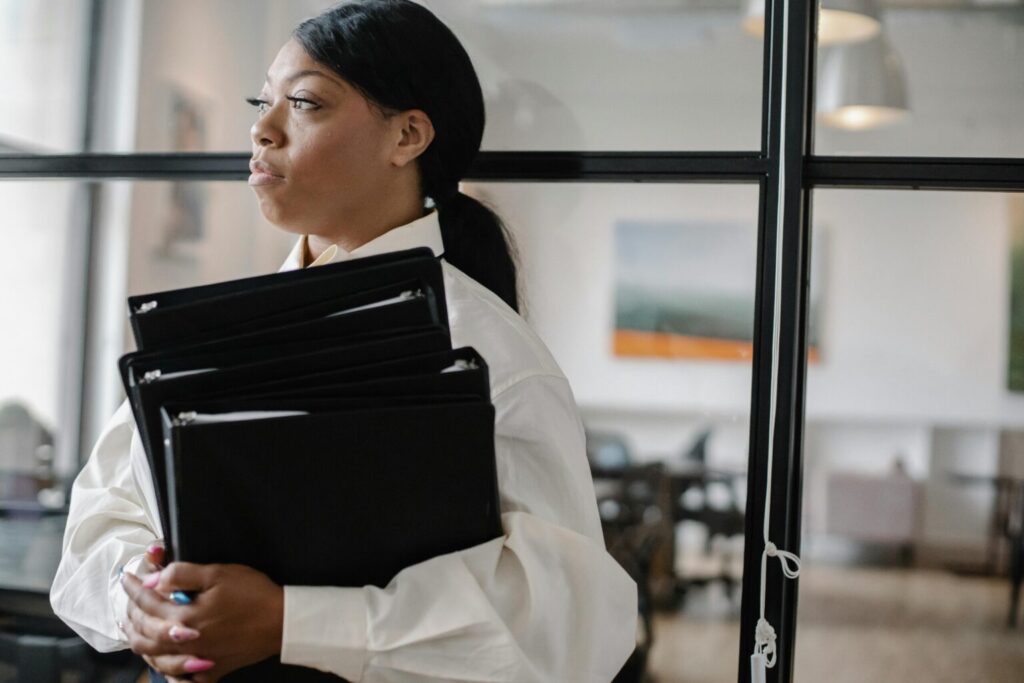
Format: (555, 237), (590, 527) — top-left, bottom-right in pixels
(171, 590), (195, 604)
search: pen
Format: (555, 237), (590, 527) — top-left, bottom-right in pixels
(171, 590), (196, 605)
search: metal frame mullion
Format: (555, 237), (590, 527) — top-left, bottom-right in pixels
(738, 0), (816, 681)
(3, 152), (1022, 189)
(0, 151), (768, 183)
(806, 155), (1024, 191)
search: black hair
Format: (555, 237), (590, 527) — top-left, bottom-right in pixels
(293, 0), (519, 312)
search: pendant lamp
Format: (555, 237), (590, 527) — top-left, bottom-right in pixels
(816, 33), (909, 131)
(742, 0), (882, 47)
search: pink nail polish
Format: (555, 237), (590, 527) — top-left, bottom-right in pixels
(184, 658), (216, 673)
(142, 571), (160, 589)
(169, 625), (200, 642)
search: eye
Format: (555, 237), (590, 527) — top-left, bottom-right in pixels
(286, 96), (320, 111)
(245, 97), (270, 115)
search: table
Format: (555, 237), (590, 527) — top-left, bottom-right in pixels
(948, 470), (1024, 627)
(592, 461), (747, 607)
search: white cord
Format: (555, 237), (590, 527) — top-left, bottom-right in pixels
(752, 0), (802, 674)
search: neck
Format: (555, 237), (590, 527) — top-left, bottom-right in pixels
(305, 191), (425, 263)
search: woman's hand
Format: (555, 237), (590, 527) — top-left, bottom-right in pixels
(121, 544), (213, 681)
(122, 560), (284, 683)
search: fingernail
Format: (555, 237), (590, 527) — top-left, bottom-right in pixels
(142, 570), (160, 589)
(169, 625), (200, 642)
(184, 658), (215, 673)
(146, 542), (164, 555)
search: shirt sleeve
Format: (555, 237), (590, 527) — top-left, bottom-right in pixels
(280, 374), (639, 682)
(49, 398), (163, 652)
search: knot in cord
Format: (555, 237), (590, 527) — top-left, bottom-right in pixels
(754, 617), (778, 668)
(764, 541), (802, 579)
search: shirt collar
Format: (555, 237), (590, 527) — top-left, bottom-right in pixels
(278, 209), (444, 273)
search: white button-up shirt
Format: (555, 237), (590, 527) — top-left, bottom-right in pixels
(50, 209), (638, 682)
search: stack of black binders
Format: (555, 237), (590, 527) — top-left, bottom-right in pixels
(118, 247), (502, 682)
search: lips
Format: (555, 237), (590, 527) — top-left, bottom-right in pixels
(249, 158), (285, 187)
(249, 159), (284, 177)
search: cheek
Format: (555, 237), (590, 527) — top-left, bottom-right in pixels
(292, 126), (386, 195)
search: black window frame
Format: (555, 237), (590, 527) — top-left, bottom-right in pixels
(2, 1), (1023, 681)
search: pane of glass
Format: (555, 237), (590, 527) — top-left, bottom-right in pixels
(89, 0), (763, 153)
(813, 4), (1024, 157)
(0, 181), (76, 484)
(466, 181), (759, 681)
(0, 177), (292, 607)
(0, 0), (90, 153)
(795, 190), (1024, 682)
(0, 180), (79, 596)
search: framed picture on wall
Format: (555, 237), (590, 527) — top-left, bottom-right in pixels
(613, 220), (824, 362)
(153, 83), (211, 261)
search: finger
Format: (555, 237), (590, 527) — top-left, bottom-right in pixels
(122, 608), (165, 657)
(123, 571), (176, 619)
(126, 598), (182, 655)
(154, 561), (214, 594)
(148, 652), (215, 678)
(146, 541), (166, 568)
(127, 602), (199, 652)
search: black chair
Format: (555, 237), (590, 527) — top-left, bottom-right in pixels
(585, 430), (665, 682)
(671, 429), (745, 599)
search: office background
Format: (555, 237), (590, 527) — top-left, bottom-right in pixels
(1, 1), (1023, 682)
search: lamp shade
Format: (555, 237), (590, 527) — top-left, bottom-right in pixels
(743, 0), (882, 47)
(816, 33), (910, 131)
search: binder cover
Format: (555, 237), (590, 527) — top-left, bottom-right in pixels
(128, 248), (446, 350)
(160, 399), (501, 682)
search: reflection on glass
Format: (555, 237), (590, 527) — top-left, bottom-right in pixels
(0, 181), (77, 511)
(743, 0), (883, 47)
(92, 0), (763, 153)
(817, 33), (909, 132)
(0, 0), (89, 153)
(796, 190), (1024, 682)
(814, 5), (1024, 156)
(467, 182), (758, 681)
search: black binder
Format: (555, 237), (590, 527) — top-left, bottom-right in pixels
(159, 398), (501, 683)
(160, 396), (501, 585)
(127, 247), (446, 350)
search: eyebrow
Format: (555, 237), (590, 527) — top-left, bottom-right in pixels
(265, 69), (343, 89)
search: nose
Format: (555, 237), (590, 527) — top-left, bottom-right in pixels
(250, 108), (283, 149)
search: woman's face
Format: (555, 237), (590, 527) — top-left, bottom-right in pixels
(249, 38), (400, 236)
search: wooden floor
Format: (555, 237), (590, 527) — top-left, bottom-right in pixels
(647, 564), (1024, 683)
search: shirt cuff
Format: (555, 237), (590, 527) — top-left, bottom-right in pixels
(110, 553), (146, 639)
(280, 585), (368, 682)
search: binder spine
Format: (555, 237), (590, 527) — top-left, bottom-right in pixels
(160, 409), (195, 563)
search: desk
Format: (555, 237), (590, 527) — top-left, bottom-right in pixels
(0, 515), (65, 598)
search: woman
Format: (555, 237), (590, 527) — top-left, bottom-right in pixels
(50, 1), (637, 681)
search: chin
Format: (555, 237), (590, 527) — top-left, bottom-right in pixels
(254, 198), (306, 236)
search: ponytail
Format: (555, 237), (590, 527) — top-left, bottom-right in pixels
(437, 191), (519, 313)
